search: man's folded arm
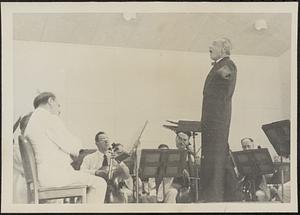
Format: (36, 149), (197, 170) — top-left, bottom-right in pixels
(46, 115), (82, 156)
(216, 64), (236, 80)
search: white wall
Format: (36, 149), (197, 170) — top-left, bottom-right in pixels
(278, 49), (291, 119)
(229, 55), (287, 156)
(13, 40), (290, 156)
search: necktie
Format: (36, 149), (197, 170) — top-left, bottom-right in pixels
(102, 154), (108, 167)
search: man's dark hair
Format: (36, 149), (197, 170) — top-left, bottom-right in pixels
(20, 112), (33, 134)
(33, 92), (56, 109)
(176, 131), (191, 138)
(158, 144), (169, 149)
(241, 137), (254, 143)
(95, 131), (106, 142)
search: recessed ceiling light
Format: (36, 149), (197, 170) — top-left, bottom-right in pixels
(254, 19), (268, 31)
(123, 13), (136, 21)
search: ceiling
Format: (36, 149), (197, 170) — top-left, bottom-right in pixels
(13, 13), (291, 57)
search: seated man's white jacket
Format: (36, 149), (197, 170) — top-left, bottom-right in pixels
(81, 151), (133, 191)
(24, 107), (82, 187)
(80, 151), (105, 175)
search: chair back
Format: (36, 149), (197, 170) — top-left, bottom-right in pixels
(18, 135), (39, 203)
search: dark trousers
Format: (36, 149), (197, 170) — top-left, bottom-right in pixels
(199, 153), (243, 202)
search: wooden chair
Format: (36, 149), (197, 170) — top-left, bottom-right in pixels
(18, 135), (87, 204)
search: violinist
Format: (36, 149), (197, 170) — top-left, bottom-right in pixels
(173, 131), (197, 203)
(80, 131), (133, 203)
(239, 137), (276, 202)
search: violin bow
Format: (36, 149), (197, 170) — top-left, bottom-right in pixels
(130, 120), (148, 203)
(130, 120), (149, 155)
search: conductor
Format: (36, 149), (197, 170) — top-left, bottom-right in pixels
(199, 38), (242, 202)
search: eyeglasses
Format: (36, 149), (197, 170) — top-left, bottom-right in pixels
(177, 136), (188, 142)
(97, 138), (109, 143)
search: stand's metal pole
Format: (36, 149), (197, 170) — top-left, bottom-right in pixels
(131, 120), (148, 204)
(192, 132), (199, 202)
(162, 178), (165, 203)
(251, 179), (256, 201)
(135, 150), (139, 203)
(280, 156), (284, 203)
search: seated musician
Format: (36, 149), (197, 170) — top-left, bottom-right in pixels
(140, 136), (193, 203)
(270, 155), (290, 202)
(80, 131), (133, 203)
(277, 179), (290, 202)
(145, 144), (178, 203)
(173, 131), (196, 203)
(240, 137), (278, 202)
(25, 92), (107, 204)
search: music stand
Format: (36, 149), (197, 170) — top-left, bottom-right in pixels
(231, 148), (275, 201)
(139, 149), (187, 202)
(262, 120), (290, 202)
(267, 162), (290, 184)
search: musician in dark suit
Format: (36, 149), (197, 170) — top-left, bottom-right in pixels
(199, 38), (242, 202)
(240, 138), (280, 202)
(173, 131), (198, 203)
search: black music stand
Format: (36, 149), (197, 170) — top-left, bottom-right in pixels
(163, 120), (201, 202)
(139, 149), (187, 202)
(267, 162), (290, 184)
(262, 120), (290, 202)
(231, 148), (275, 201)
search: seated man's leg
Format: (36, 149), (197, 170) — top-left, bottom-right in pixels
(71, 171), (107, 203)
(164, 188), (178, 203)
(139, 194), (157, 203)
(270, 186), (281, 201)
(255, 190), (268, 202)
(38, 167), (107, 203)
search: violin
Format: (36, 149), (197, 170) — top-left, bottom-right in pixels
(101, 143), (131, 203)
(241, 178), (253, 201)
(175, 150), (197, 203)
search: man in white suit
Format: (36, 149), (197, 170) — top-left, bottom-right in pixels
(24, 92), (107, 203)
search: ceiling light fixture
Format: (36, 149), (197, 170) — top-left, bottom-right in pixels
(254, 19), (268, 31)
(123, 12), (136, 21)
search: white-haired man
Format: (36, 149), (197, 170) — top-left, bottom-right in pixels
(199, 38), (242, 202)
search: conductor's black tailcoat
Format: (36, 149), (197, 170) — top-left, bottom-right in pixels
(200, 56), (242, 202)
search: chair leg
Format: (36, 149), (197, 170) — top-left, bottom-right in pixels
(81, 194), (87, 203)
(70, 197), (76, 203)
